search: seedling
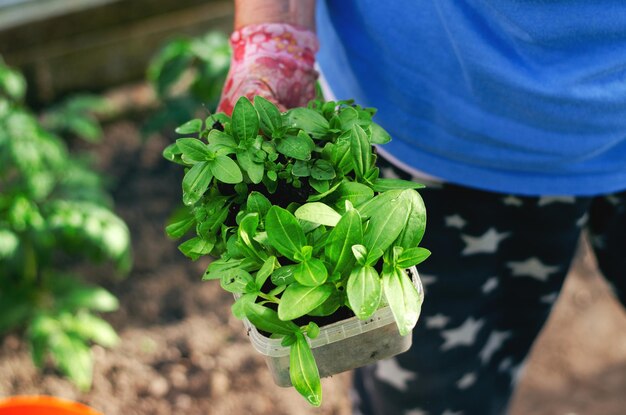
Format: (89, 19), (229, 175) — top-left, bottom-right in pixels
(164, 96), (429, 405)
(0, 59), (131, 390)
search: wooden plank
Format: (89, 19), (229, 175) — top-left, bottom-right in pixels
(0, 0), (120, 31)
(0, 0), (234, 104)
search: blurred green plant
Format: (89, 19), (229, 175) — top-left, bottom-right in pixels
(144, 31), (230, 135)
(41, 94), (112, 143)
(0, 57), (131, 390)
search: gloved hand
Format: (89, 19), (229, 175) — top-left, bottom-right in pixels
(217, 23), (319, 115)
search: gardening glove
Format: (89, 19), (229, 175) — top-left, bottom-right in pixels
(217, 23), (319, 115)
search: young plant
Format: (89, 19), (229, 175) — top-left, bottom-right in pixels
(145, 31), (230, 134)
(164, 96), (429, 405)
(0, 59), (131, 390)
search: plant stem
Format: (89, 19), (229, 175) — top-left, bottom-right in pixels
(258, 292), (280, 304)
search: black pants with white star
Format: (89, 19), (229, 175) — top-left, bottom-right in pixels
(353, 160), (626, 415)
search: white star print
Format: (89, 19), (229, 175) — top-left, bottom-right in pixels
(482, 277), (499, 294)
(440, 317), (484, 351)
(502, 196), (523, 206)
(445, 214), (466, 229)
(419, 274), (438, 287)
(576, 213), (588, 227)
(607, 195), (620, 206)
(538, 196), (576, 206)
(540, 292), (559, 304)
(479, 330), (512, 364)
(374, 358), (416, 391)
(509, 361), (526, 386)
(456, 372), (477, 390)
(461, 228), (510, 255)
(507, 257), (560, 282)
(498, 357), (513, 372)
(591, 234), (606, 249)
(426, 314), (450, 329)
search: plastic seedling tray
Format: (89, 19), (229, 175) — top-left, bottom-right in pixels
(241, 267), (423, 387)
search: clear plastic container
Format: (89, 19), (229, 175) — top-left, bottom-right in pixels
(241, 267), (423, 387)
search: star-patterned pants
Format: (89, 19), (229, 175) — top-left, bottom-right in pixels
(353, 159), (626, 415)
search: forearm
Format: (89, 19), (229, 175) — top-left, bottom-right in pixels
(234, 0), (316, 31)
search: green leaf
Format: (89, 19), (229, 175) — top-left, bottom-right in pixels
(176, 138), (210, 164)
(292, 160), (311, 177)
(310, 159), (336, 180)
(238, 213), (267, 262)
(363, 199), (410, 257)
(284, 107), (329, 138)
(278, 283), (334, 321)
(338, 106), (360, 131)
(231, 97), (259, 142)
(211, 155), (243, 184)
(295, 203), (341, 227)
(325, 209), (363, 276)
(182, 161), (213, 205)
(277, 133), (314, 161)
(382, 268), (422, 336)
(371, 178), (425, 192)
(294, 258), (328, 286)
(231, 293), (257, 319)
(397, 247), (431, 268)
(349, 125), (372, 179)
(64, 313), (119, 348)
(0, 64), (26, 100)
(307, 181), (342, 202)
(308, 178), (329, 194)
(178, 235), (214, 260)
(162, 142), (185, 165)
(204, 257), (258, 280)
(347, 265), (382, 319)
(246, 192), (271, 217)
(368, 122), (391, 144)
(306, 322), (320, 339)
(308, 291), (343, 316)
(255, 256), (278, 288)
(290, 332), (322, 406)
(351, 244), (368, 266)
(265, 206), (306, 261)
(165, 214), (195, 239)
(244, 302), (299, 335)
(56, 285), (119, 313)
(271, 264), (297, 286)
(175, 119), (202, 134)
(0, 229), (19, 259)
(333, 182), (374, 210)
(207, 129), (237, 147)
(220, 268), (255, 293)
(48, 330), (94, 391)
(254, 96), (283, 137)
(394, 190), (427, 249)
(236, 150), (264, 184)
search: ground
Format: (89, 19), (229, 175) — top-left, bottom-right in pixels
(1, 118), (626, 415)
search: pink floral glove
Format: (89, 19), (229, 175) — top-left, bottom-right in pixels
(217, 23), (319, 115)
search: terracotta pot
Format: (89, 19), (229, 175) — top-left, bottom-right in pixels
(0, 396), (102, 415)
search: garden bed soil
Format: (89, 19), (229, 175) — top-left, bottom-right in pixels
(1, 117), (626, 414)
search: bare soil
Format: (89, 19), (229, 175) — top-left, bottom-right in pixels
(1, 119), (626, 415)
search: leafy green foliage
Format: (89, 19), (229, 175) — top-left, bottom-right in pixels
(165, 96), (429, 406)
(0, 60), (131, 390)
(145, 32), (230, 135)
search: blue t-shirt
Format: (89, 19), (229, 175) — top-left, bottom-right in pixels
(316, 0), (626, 196)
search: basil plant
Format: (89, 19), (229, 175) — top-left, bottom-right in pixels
(164, 96), (429, 406)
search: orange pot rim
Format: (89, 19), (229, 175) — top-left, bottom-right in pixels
(0, 395), (103, 415)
